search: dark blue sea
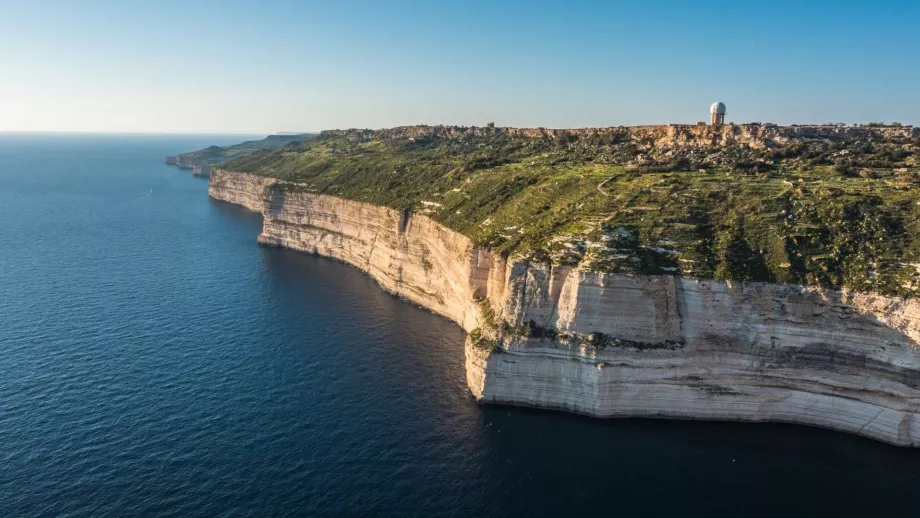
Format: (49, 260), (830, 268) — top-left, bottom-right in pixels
(1, 133), (918, 517)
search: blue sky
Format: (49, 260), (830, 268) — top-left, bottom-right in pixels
(1, 0), (918, 133)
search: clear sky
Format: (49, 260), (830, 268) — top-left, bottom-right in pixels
(1, 0), (918, 133)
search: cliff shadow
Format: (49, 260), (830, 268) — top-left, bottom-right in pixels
(208, 197), (264, 229)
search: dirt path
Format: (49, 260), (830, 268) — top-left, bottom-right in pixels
(596, 176), (614, 196)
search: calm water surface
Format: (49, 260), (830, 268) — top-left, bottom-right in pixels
(1, 133), (918, 517)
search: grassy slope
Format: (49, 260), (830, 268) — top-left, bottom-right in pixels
(224, 128), (920, 297)
(177, 133), (317, 166)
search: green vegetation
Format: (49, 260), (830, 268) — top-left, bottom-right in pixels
(224, 125), (920, 297)
(176, 133), (317, 167)
(580, 332), (683, 351)
(468, 327), (501, 353)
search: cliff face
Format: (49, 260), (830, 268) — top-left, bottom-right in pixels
(210, 169), (920, 446)
(471, 268), (920, 446)
(208, 170), (275, 212)
(209, 170), (495, 331)
(258, 187), (495, 332)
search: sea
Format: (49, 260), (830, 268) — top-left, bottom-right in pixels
(0, 133), (918, 517)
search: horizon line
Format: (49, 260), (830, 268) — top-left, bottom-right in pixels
(0, 130), (312, 136)
(2, 120), (916, 136)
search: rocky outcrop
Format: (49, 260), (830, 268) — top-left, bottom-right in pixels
(208, 170), (275, 213)
(209, 168), (920, 446)
(192, 165), (212, 177)
(471, 269), (920, 446)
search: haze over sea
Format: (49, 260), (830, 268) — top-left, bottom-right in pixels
(2, 133), (920, 517)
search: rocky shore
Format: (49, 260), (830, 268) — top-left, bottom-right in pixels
(209, 168), (920, 446)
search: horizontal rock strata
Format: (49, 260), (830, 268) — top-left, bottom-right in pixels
(210, 168), (920, 446)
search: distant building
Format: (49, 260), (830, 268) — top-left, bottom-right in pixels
(710, 102), (726, 126)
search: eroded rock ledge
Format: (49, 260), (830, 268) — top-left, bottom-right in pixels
(210, 168), (920, 446)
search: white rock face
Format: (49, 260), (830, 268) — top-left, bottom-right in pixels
(210, 169), (920, 446)
(209, 170), (493, 332)
(208, 169), (274, 212)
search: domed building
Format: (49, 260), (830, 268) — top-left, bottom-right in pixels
(710, 102), (726, 126)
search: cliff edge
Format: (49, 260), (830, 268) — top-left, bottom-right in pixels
(210, 169), (920, 446)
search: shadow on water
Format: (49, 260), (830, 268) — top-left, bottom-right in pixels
(207, 197), (265, 237)
(257, 246), (476, 405)
(476, 404), (920, 516)
(208, 197), (263, 222)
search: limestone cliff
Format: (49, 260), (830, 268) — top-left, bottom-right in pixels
(209, 170), (275, 213)
(210, 169), (920, 446)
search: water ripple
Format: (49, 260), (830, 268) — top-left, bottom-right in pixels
(1, 135), (920, 517)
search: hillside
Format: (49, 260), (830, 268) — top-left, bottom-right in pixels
(222, 124), (920, 297)
(167, 133), (317, 169)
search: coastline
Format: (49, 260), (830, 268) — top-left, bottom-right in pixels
(209, 168), (920, 446)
